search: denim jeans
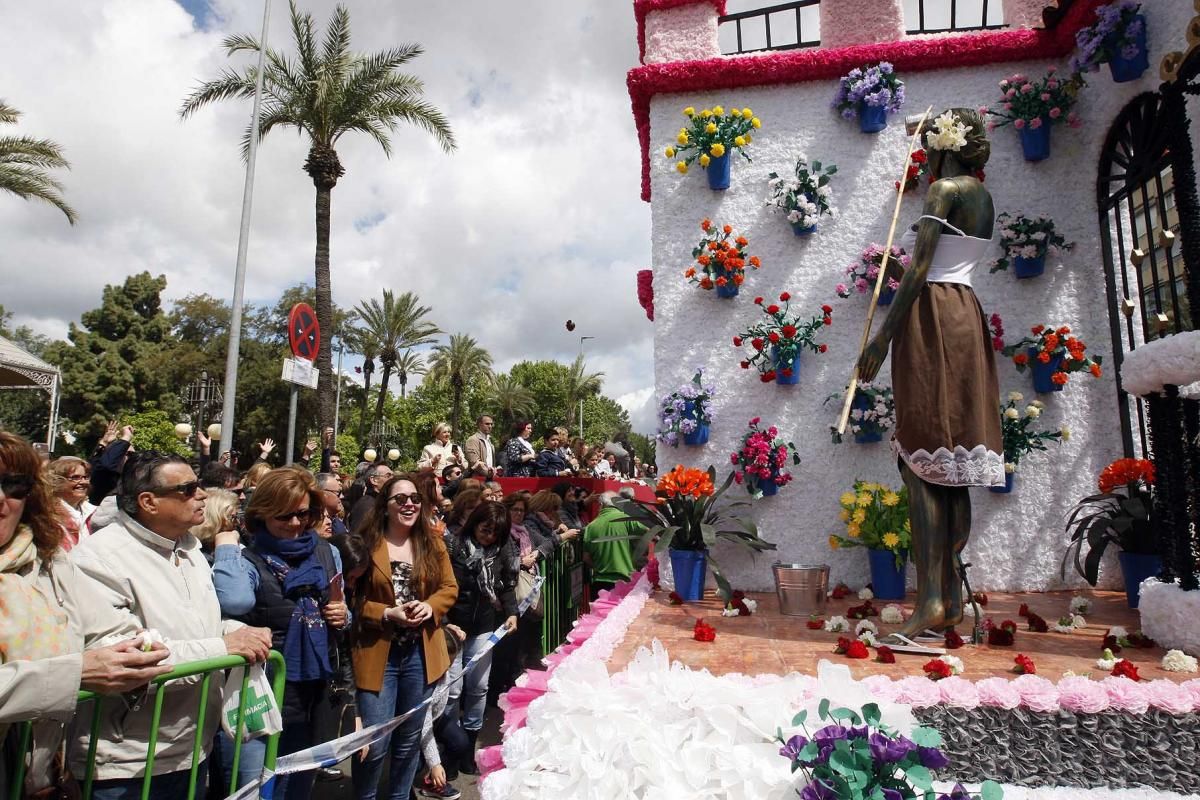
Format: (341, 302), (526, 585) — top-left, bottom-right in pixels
(445, 632), (493, 733)
(215, 679), (324, 800)
(90, 763), (206, 800)
(352, 639), (429, 800)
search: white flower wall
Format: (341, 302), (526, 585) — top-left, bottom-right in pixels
(647, 2), (1198, 592)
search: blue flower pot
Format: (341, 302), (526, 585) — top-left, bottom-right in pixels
(706, 153), (731, 190)
(989, 472), (1015, 494)
(1013, 255), (1046, 279)
(1109, 16), (1149, 83)
(877, 286), (896, 306)
(792, 221), (817, 237)
(670, 548), (708, 601)
(772, 346), (800, 386)
(867, 548), (908, 600)
(1019, 121), (1052, 162)
(854, 430), (883, 444)
(859, 102), (888, 134)
(715, 281), (739, 298)
(681, 401), (709, 446)
(1029, 347), (1065, 394)
(1117, 551), (1161, 609)
(758, 477), (779, 496)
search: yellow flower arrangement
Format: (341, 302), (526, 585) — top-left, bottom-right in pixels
(662, 103), (761, 175)
(676, 162), (688, 174)
(830, 479), (911, 567)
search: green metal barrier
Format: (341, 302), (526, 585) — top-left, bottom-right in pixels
(540, 538), (584, 656)
(9, 650), (285, 800)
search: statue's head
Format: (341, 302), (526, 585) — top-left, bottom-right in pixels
(923, 107), (990, 178)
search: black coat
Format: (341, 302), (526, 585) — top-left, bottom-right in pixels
(444, 532), (519, 635)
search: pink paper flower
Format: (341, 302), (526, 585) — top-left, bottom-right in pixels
(938, 676), (981, 709)
(1144, 679), (1196, 715)
(1056, 676), (1109, 714)
(1182, 679), (1200, 709)
(1013, 674), (1059, 712)
(1048, 107), (1062, 119)
(1013, 118), (1026, 130)
(893, 675), (942, 708)
(975, 677), (1022, 709)
(1102, 675), (1150, 714)
(1029, 117), (1043, 129)
(861, 674), (899, 703)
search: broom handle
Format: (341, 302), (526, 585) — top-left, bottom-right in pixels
(835, 105), (934, 436)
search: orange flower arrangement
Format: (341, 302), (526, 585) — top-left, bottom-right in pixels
(1098, 458), (1155, 494)
(686, 219), (761, 292)
(1002, 324), (1103, 387)
(657, 465), (715, 499)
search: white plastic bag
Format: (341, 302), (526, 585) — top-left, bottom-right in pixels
(221, 664), (283, 741)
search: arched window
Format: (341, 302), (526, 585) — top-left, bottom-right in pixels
(903, 0), (1005, 34)
(718, 0), (821, 55)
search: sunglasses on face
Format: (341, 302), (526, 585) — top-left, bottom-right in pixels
(67, 475), (90, 485)
(0, 473), (35, 501)
(323, 488), (343, 499)
(149, 480), (203, 498)
(273, 507), (313, 523)
(388, 493), (423, 507)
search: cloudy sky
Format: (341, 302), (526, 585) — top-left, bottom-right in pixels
(0, 0), (657, 430)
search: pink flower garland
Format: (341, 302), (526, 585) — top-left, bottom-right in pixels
(635, 0), (727, 63)
(637, 268), (654, 321)
(628, 0), (1109, 201)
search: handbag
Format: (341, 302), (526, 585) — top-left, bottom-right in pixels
(221, 664), (283, 741)
(516, 568), (544, 617)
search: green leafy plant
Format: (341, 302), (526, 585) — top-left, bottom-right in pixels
(998, 392), (1066, 472)
(664, 104), (762, 173)
(777, 700), (1003, 800)
(830, 480), (910, 567)
(1062, 458), (1159, 585)
(611, 464), (774, 601)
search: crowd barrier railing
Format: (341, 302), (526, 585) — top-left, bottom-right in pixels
(8, 650), (286, 800)
(540, 537), (585, 656)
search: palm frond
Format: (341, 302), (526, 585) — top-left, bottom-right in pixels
(288, 0), (319, 79)
(0, 164), (77, 224)
(0, 101), (19, 125)
(222, 33), (263, 55)
(0, 136), (70, 169)
(179, 69), (258, 118)
(321, 5), (354, 75)
(363, 97), (456, 153)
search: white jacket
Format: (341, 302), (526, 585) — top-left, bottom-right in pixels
(69, 512), (241, 779)
(0, 551), (138, 793)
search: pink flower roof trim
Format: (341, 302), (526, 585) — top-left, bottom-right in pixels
(635, 0), (728, 63)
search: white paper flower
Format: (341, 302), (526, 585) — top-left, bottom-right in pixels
(1024, 405), (1041, 419)
(1004, 408), (1019, 420)
(925, 111), (970, 152)
(1162, 649), (1199, 673)
(1008, 391), (1025, 403)
(1072, 614), (1087, 629)
(1052, 619), (1075, 634)
(855, 619), (878, 636)
(824, 615), (849, 633)
(938, 655), (964, 675)
(1069, 595), (1090, 613)
(962, 602), (978, 617)
(1096, 648), (1118, 670)
(722, 607), (740, 617)
(743, 598), (758, 614)
(858, 630), (879, 647)
(880, 605), (905, 624)
(858, 587), (874, 600)
(1107, 626), (1129, 638)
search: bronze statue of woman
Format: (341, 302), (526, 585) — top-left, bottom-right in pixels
(857, 108), (1005, 639)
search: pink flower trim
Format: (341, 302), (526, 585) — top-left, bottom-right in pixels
(637, 268), (655, 321)
(635, 0), (727, 63)
(628, 0), (1108, 201)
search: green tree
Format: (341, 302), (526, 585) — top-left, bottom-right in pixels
(351, 290), (440, 435)
(0, 100), (77, 224)
(394, 349), (425, 400)
(487, 373), (536, 433)
(124, 409), (192, 457)
(506, 360), (569, 437)
(181, 1), (456, 433)
(579, 394), (631, 445)
(564, 354), (604, 431)
(342, 324), (378, 445)
(427, 334), (492, 441)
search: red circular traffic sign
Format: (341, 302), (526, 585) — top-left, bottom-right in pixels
(288, 303), (320, 362)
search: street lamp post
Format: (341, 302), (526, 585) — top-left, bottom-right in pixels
(579, 336), (595, 441)
(333, 342), (344, 436)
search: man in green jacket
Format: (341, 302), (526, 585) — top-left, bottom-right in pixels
(583, 491), (643, 600)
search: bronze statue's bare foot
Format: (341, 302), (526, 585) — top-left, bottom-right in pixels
(883, 602), (947, 643)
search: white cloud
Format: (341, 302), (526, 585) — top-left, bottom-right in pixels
(0, 0), (654, 428)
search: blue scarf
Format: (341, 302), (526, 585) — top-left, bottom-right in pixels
(252, 528), (332, 682)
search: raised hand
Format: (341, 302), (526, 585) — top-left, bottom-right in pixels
(100, 420), (119, 446)
(258, 438), (276, 457)
(196, 430), (211, 455)
(120, 425), (135, 442)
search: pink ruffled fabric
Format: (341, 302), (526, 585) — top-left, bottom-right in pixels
(479, 569), (648, 779)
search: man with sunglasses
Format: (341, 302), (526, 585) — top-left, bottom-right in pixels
(316, 472), (348, 536)
(70, 452), (272, 799)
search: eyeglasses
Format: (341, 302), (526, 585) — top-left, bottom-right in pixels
(67, 475), (90, 485)
(510, 506), (526, 515)
(323, 488), (343, 499)
(149, 480), (203, 498)
(272, 507), (313, 523)
(388, 493), (423, 507)
(0, 473), (35, 500)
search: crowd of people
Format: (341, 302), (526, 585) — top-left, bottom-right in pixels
(0, 413), (647, 800)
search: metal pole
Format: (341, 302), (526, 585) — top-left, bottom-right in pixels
(333, 343), (343, 435)
(578, 336), (594, 441)
(286, 385), (298, 464)
(216, 0), (273, 454)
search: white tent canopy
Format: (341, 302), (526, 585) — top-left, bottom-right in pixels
(0, 335), (60, 449)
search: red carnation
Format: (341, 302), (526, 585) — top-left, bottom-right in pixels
(768, 331), (781, 344)
(1026, 613), (1048, 633)
(1111, 659), (1140, 681)
(740, 361), (751, 369)
(987, 628), (1014, 646)
(779, 292), (791, 301)
(754, 296), (764, 305)
(1013, 654), (1036, 675)
(780, 368), (793, 378)
(973, 592), (988, 607)
(823, 317), (832, 326)
(1102, 635), (1122, 654)
(733, 336), (743, 346)
(1000, 620), (1018, 634)
(781, 325), (797, 338)
(766, 304), (781, 314)
(944, 629), (964, 649)
(875, 645), (896, 664)
(818, 344), (828, 353)
(845, 641), (870, 659)
(751, 338), (765, 351)
(923, 659), (952, 680)
(761, 371), (776, 382)
(830, 583), (852, 600)
(806, 616), (825, 630)
(693, 618), (717, 642)
(1018, 603), (1030, 618)
(821, 304), (833, 314)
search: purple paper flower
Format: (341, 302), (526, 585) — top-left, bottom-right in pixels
(779, 734), (809, 761)
(800, 780), (839, 800)
(868, 732), (916, 763)
(918, 746), (950, 769)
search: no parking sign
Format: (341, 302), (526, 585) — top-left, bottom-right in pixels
(287, 303), (320, 362)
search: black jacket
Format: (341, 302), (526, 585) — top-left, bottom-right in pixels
(87, 439), (131, 506)
(444, 532), (519, 635)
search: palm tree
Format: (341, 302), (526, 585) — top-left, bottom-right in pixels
(0, 101), (77, 224)
(180, 2), (455, 431)
(564, 354), (604, 433)
(395, 349), (425, 399)
(427, 334), (493, 439)
(488, 373), (536, 432)
(353, 290), (439, 432)
(342, 325), (378, 446)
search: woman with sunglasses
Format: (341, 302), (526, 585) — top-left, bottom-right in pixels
(351, 475), (457, 800)
(0, 432), (172, 797)
(47, 456), (96, 549)
(211, 466), (349, 798)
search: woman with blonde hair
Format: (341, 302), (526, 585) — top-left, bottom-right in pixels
(417, 422), (464, 473)
(189, 487), (239, 560)
(212, 466), (349, 797)
(47, 455), (95, 548)
(351, 474), (457, 800)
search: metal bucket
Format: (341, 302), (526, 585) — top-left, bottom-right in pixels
(772, 562), (829, 616)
